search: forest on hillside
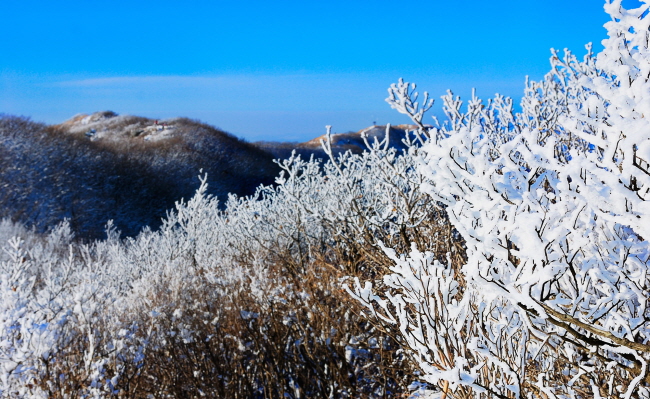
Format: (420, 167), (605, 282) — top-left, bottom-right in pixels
(2, 1), (650, 398)
(0, 114), (280, 238)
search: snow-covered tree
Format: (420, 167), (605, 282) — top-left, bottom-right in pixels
(347, 1), (650, 397)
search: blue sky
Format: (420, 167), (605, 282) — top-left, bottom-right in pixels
(0, 0), (643, 141)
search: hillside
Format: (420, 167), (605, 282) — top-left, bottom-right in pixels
(0, 112), (281, 238)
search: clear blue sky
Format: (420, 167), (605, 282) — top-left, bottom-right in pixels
(0, 0), (643, 141)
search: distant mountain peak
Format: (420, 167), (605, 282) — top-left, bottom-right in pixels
(254, 123), (421, 160)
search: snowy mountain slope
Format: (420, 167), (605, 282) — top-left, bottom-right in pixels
(0, 112), (280, 238)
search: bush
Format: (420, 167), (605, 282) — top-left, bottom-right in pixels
(348, 1), (650, 397)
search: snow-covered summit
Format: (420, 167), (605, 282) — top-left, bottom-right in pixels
(57, 111), (180, 142)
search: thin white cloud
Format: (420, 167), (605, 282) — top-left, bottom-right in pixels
(52, 73), (380, 87)
(48, 73), (393, 113)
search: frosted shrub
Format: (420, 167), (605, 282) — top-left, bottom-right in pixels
(102, 161), (439, 397)
(0, 117), (444, 396)
(0, 222), (133, 398)
(348, 1), (650, 398)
